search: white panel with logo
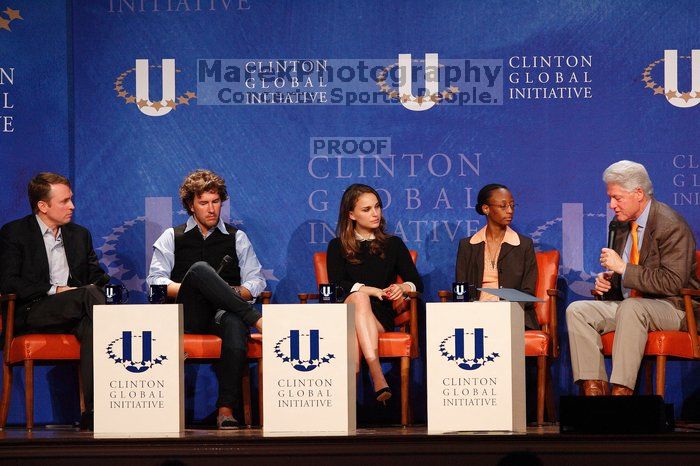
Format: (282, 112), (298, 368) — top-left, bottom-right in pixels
(426, 302), (525, 433)
(93, 304), (184, 436)
(263, 303), (356, 434)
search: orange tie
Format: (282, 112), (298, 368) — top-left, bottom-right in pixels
(629, 221), (641, 297)
(629, 221), (640, 265)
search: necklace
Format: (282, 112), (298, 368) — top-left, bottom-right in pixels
(485, 231), (505, 270)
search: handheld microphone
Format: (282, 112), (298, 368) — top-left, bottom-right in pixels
(216, 255), (233, 275)
(607, 221), (618, 250)
(602, 221), (619, 300)
(215, 255), (245, 302)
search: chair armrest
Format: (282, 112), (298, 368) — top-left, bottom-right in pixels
(404, 291), (421, 299)
(681, 288), (700, 297)
(437, 290), (451, 303)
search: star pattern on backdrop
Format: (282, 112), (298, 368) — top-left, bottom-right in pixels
(374, 61), (460, 106)
(528, 211), (618, 297)
(98, 216), (148, 293)
(113, 65), (197, 109)
(0, 7), (22, 32)
(642, 56), (698, 102)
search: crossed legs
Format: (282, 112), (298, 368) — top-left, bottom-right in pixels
(177, 261), (262, 426)
(345, 291), (389, 395)
(25, 284), (105, 413)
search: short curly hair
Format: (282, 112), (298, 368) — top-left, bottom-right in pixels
(179, 169), (228, 215)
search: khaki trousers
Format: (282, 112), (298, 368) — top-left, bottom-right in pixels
(566, 298), (685, 389)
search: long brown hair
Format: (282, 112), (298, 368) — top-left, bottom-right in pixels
(336, 184), (389, 264)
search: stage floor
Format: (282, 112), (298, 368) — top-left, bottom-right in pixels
(1, 424), (699, 465)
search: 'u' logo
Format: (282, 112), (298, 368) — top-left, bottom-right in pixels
(454, 284), (465, 295)
(454, 328), (484, 370)
(398, 53), (439, 111)
(135, 58), (176, 116)
(122, 330), (152, 373)
(664, 50), (700, 108)
(289, 329), (319, 372)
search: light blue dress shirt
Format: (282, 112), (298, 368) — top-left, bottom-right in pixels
(35, 215), (69, 296)
(146, 216), (267, 301)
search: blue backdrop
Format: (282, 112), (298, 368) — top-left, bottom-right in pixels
(1, 0), (699, 425)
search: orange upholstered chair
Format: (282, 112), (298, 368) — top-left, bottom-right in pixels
(182, 290), (270, 427)
(298, 251), (420, 426)
(438, 249), (560, 426)
(0, 293), (85, 430)
(601, 251), (700, 396)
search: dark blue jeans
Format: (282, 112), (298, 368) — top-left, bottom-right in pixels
(177, 261), (261, 409)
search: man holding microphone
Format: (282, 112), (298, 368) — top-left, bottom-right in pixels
(566, 160), (699, 396)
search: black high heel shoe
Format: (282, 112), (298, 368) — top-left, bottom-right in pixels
(375, 386), (392, 404)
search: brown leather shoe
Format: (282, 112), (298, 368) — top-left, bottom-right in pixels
(582, 380), (609, 396)
(611, 384), (634, 396)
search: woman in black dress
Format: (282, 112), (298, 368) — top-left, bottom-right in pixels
(327, 184), (423, 402)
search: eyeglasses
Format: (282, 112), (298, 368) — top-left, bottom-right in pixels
(488, 203), (517, 210)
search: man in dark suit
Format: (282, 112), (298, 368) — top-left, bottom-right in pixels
(566, 160), (700, 396)
(0, 172), (107, 427)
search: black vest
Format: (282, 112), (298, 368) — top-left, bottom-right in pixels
(170, 223), (241, 286)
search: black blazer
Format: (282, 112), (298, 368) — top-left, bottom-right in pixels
(0, 214), (105, 323)
(455, 232), (539, 330)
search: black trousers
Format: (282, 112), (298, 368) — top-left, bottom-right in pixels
(23, 285), (105, 412)
(176, 261), (262, 409)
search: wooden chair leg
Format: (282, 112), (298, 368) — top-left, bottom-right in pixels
(655, 355), (666, 398)
(544, 360), (556, 422)
(536, 356), (546, 426)
(400, 356), (410, 427)
(78, 364), (85, 415)
(257, 358), (263, 427)
(24, 360), (34, 430)
(242, 369), (252, 427)
(1, 363), (12, 429)
(643, 360), (653, 395)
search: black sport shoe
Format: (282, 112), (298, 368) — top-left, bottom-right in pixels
(217, 414), (240, 430)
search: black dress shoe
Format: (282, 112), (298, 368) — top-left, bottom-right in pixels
(79, 410), (94, 431)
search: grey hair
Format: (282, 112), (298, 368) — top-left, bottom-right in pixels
(602, 160), (653, 197)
